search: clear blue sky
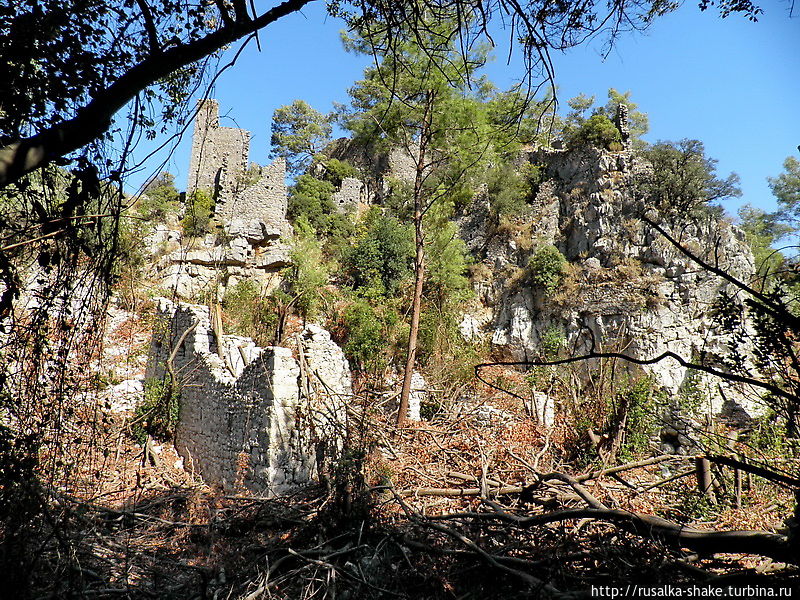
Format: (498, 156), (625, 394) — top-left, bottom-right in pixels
(132, 1), (799, 216)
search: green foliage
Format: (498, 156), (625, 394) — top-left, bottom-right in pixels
(601, 88), (650, 146)
(618, 377), (660, 459)
(424, 201), (473, 309)
(221, 280), (279, 346)
(539, 326), (565, 360)
(486, 89), (558, 151)
(748, 409), (789, 454)
(132, 377), (180, 443)
(561, 89), (648, 149)
(287, 174), (355, 242)
(527, 245), (567, 293)
(270, 100), (333, 177)
(288, 175), (336, 230)
(344, 210), (413, 297)
(320, 158), (359, 187)
(677, 369), (706, 416)
(287, 229), (331, 319)
(342, 300), (397, 372)
(182, 189), (214, 237)
(738, 204), (792, 283)
(137, 172), (180, 221)
(487, 163), (534, 217)
(566, 114), (622, 150)
(636, 139), (741, 214)
(769, 156), (800, 228)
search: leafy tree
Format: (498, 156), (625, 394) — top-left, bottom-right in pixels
(320, 158), (359, 187)
(270, 100), (333, 177)
(561, 88), (648, 150)
(566, 114), (623, 150)
(288, 175), (337, 232)
(424, 200), (472, 310)
(343, 209), (413, 297)
(486, 163), (535, 217)
(137, 171), (180, 221)
(770, 156), (800, 228)
(181, 188), (214, 237)
(340, 20), (496, 425)
(600, 88), (649, 145)
(738, 204), (793, 284)
(287, 225), (331, 320)
(636, 139), (741, 214)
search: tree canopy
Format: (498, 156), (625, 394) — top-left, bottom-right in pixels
(270, 100), (333, 177)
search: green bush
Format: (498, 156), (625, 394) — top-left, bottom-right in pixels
(487, 164), (533, 218)
(539, 326), (565, 359)
(321, 158), (358, 187)
(222, 280), (279, 346)
(343, 209), (413, 297)
(527, 245), (567, 293)
(288, 175), (336, 231)
(617, 377), (661, 459)
(287, 230), (331, 319)
(567, 114), (622, 150)
(138, 172), (180, 221)
(343, 300), (395, 372)
(182, 189), (215, 237)
(132, 377), (181, 443)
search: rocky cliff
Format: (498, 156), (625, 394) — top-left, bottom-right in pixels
(464, 146), (760, 422)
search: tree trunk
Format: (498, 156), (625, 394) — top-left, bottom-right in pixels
(397, 92), (434, 428)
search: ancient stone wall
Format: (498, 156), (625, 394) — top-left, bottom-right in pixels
(146, 299), (350, 493)
(331, 177), (364, 213)
(215, 158), (289, 230)
(187, 99), (250, 198)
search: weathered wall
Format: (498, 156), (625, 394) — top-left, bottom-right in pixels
(215, 158), (289, 230)
(331, 177), (364, 214)
(187, 99), (250, 197)
(146, 299), (350, 493)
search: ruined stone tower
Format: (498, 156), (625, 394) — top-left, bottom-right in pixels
(187, 99), (250, 199)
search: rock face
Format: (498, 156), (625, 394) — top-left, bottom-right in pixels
(146, 299), (350, 494)
(476, 146), (760, 421)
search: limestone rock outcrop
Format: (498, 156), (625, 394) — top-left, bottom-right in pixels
(472, 146), (760, 421)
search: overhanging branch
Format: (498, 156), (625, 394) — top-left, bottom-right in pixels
(0, 0), (315, 188)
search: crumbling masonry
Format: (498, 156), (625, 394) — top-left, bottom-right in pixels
(146, 298), (350, 493)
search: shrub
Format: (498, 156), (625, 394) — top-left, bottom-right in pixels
(343, 210), (413, 297)
(527, 245), (567, 293)
(539, 326), (565, 359)
(487, 163), (533, 218)
(138, 171), (180, 221)
(222, 280), (279, 346)
(343, 300), (395, 373)
(287, 230), (331, 319)
(288, 174), (336, 233)
(321, 158), (358, 187)
(182, 189), (215, 237)
(617, 377), (661, 459)
(567, 114), (622, 150)
(132, 377), (181, 443)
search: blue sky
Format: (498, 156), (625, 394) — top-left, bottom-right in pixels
(132, 1), (799, 216)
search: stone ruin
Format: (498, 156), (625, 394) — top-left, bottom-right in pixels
(156, 99), (293, 299)
(146, 298), (351, 493)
